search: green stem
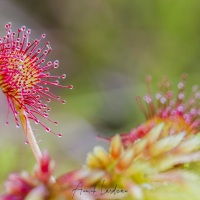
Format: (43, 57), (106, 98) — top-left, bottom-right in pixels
(16, 105), (55, 183)
(17, 106), (55, 183)
(17, 107), (42, 163)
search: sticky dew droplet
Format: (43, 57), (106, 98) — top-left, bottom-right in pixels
(61, 74), (66, 79)
(68, 85), (73, 89)
(54, 80), (59, 85)
(35, 120), (39, 124)
(46, 127), (50, 132)
(42, 33), (46, 38)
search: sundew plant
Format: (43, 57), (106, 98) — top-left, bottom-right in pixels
(0, 22), (72, 163)
(1, 23), (200, 200)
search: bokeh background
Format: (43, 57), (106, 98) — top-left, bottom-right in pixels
(1, 0), (200, 192)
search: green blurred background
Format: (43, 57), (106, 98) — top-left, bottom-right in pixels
(1, 0), (200, 191)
